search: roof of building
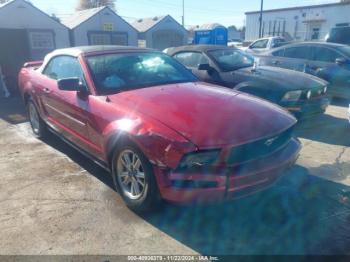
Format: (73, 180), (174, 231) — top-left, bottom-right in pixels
(61, 6), (107, 29)
(0, 0), (69, 29)
(0, 0), (17, 9)
(245, 2), (350, 15)
(131, 15), (168, 32)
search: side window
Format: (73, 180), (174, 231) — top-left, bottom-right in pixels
(284, 46), (310, 59)
(250, 39), (268, 49)
(173, 52), (209, 68)
(312, 47), (343, 63)
(272, 48), (285, 57)
(43, 56), (85, 81)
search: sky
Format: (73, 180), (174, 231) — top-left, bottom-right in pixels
(30, 0), (339, 28)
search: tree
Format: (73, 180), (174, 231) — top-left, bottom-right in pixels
(76, 0), (116, 11)
(228, 25), (238, 31)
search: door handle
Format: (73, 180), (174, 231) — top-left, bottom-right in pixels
(43, 88), (51, 94)
(272, 60), (280, 65)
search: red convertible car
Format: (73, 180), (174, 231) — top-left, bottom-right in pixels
(19, 46), (301, 212)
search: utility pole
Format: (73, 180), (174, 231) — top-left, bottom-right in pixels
(259, 0), (264, 38)
(182, 0), (185, 27)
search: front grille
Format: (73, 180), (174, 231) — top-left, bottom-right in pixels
(226, 127), (293, 166)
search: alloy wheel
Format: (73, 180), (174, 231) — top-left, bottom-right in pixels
(117, 149), (146, 200)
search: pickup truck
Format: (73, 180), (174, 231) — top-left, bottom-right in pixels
(18, 46), (301, 212)
(245, 36), (288, 54)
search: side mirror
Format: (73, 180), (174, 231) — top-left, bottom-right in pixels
(198, 63), (212, 71)
(58, 77), (87, 93)
(336, 57), (349, 66)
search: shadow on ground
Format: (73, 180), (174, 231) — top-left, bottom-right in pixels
(41, 132), (114, 190)
(0, 97), (27, 125)
(142, 166), (350, 255)
(331, 98), (349, 108)
(295, 113), (349, 147)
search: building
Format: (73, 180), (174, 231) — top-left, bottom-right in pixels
(245, 2), (350, 42)
(228, 26), (243, 41)
(0, 0), (70, 83)
(61, 6), (138, 47)
(132, 15), (188, 50)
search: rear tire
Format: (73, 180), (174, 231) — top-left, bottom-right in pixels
(111, 141), (161, 212)
(27, 99), (47, 138)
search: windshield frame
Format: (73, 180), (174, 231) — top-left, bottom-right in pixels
(84, 50), (198, 95)
(206, 48), (255, 72)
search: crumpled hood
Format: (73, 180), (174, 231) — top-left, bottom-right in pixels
(107, 82), (296, 147)
(236, 65), (328, 90)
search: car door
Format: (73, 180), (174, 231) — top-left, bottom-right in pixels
(41, 56), (90, 148)
(278, 45), (312, 72)
(308, 46), (349, 82)
(308, 46), (350, 98)
(173, 51), (220, 84)
(258, 48), (285, 67)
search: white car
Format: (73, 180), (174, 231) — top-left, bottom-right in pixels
(245, 36), (287, 54)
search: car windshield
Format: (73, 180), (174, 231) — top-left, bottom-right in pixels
(208, 49), (254, 71)
(86, 52), (198, 95)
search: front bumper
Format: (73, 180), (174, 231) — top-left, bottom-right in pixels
(281, 96), (330, 117)
(155, 138), (301, 204)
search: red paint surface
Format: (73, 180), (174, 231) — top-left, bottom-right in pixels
(18, 49), (301, 203)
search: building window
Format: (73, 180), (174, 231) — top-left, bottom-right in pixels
(312, 28), (320, 40)
(29, 31), (55, 50)
(88, 31), (128, 46)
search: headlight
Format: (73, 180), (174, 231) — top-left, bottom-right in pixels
(323, 86), (328, 94)
(306, 90), (312, 99)
(282, 90), (302, 102)
(177, 150), (220, 170)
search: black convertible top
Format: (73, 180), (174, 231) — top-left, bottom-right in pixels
(166, 45), (233, 55)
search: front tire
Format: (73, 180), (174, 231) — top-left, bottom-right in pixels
(27, 99), (47, 138)
(111, 142), (160, 212)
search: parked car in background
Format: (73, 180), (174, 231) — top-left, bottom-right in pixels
(257, 42), (350, 100)
(166, 45), (329, 117)
(326, 26), (350, 45)
(228, 39), (243, 48)
(244, 36), (288, 54)
(19, 46), (301, 212)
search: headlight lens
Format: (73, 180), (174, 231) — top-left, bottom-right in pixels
(282, 90), (302, 101)
(323, 86), (328, 94)
(177, 150), (221, 170)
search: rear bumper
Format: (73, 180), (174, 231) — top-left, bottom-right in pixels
(282, 96), (330, 117)
(156, 138), (301, 204)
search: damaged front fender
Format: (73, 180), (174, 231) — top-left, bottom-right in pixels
(103, 116), (198, 170)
